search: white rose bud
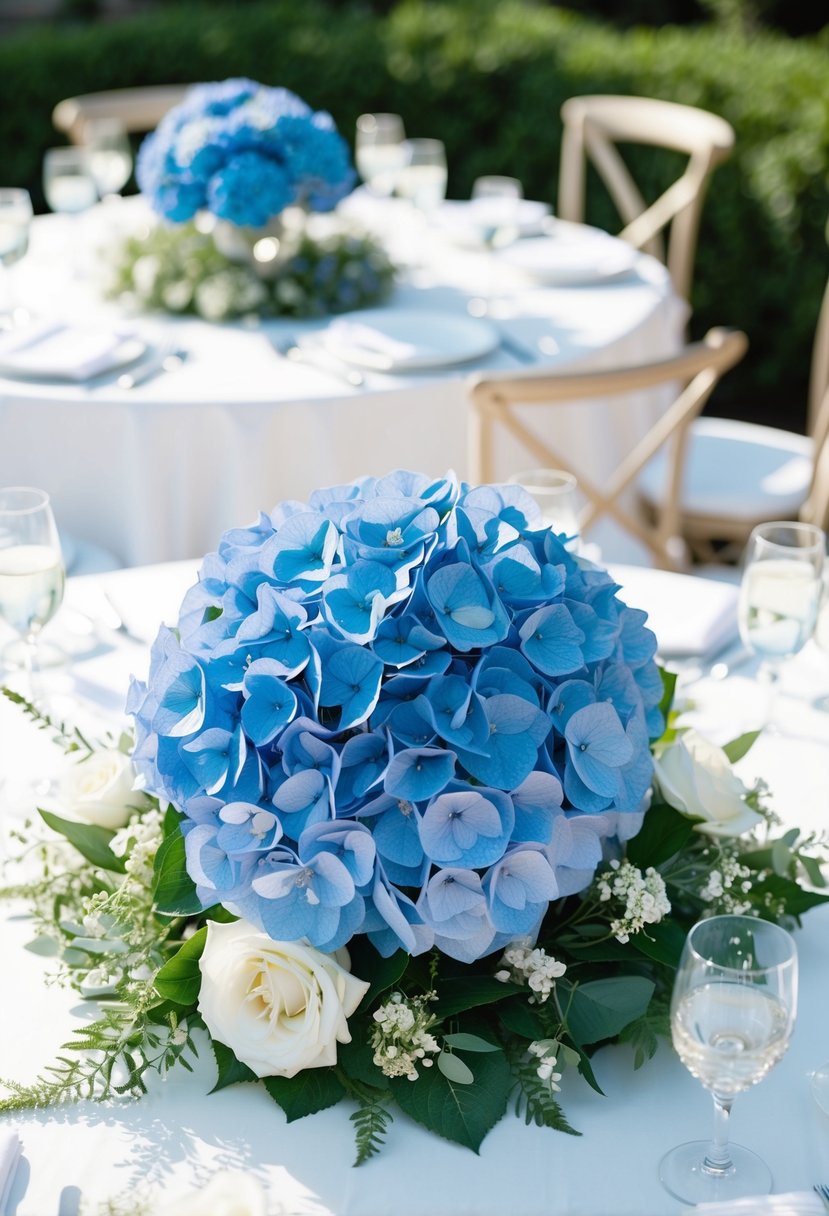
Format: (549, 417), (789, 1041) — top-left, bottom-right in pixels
(197, 919), (370, 1079)
(59, 748), (147, 830)
(653, 730), (763, 837)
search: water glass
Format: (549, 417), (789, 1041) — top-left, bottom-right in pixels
(85, 118), (133, 198)
(0, 487), (65, 697)
(43, 147), (98, 215)
(509, 469), (580, 548)
(737, 520), (825, 726)
(355, 113), (406, 198)
(659, 915), (798, 1206)
(396, 139), (448, 215)
(0, 188), (33, 325)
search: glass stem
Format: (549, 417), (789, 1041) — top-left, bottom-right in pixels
(759, 659), (781, 729)
(703, 1094), (734, 1174)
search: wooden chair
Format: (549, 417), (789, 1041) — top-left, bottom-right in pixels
(639, 266), (829, 561)
(558, 95), (735, 303)
(467, 328), (748, 571)
(53, 85), (189, 144)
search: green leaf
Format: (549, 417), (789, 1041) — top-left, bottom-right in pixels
(564, 976), (655, 1046)
(24, 936), (60, 957)
(751, 874), (829, 917)
(657, 666), (677, 720)
(38, 809), (125, 874)
(626, 804), (695, 868)
(443, 1033), (501, 1053)
(152, 828), (203, 916)
(562, 1036), (604, 1095)
(337, 1034), (384, 1088)
(263, 1069), (346, 1122)
(392, 1047), (511, 1152)
(435, 976), (519, 1018)
(497, 1000), (546, 1041)
(723, 730), (761, 764)
(630, 918), (687, 967)
(153, 927), (207, 1006)
(437, 1051), (474, 1084)
(345, 939), (408, 1009)
(799, 855), (826, 889)
(209, 1040), (257, 1092)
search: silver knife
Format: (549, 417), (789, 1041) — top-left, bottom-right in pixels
(268, 333), (365, 388)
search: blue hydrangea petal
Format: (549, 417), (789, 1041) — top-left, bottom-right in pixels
(548, 679), (597, 735)
(519, 604), (585, 676)
(456, 694), (550, 789)
(240, 659), (298, 746)
(263, 513), (339, 584)
(420, 786), (513, 868)
(368, 875), (433, 957)
(484, 847), (558, 934)
(511, 771), (564, 843)
(318, 642), (384, 730)
(336, 731), (390, 806)
(181, 727), (246, 797)
(152, 651), (206, 738)
(545, 814), (604, 895)
(565, 703), (633, 795)
(271, 768), (332, 839)
(426, 562), (509, 652)
(299, 819), (376, 888)
(383, 746), (456, 801)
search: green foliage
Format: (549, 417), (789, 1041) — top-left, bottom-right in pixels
(152, 825), (203, 916)
(391, 1046), (512, 1152)
(38, 808), (126, 874)
(723, 730), (761, 763)
(434, 974), (521, 1018)
(626, 803), (696, 869)
(506, 1044), (581, 1135)
(263, 1068), (346, 1121)
(617, 990), (671, 1069)
(563, 976), (656, 1046)
(349, 1086), (395, 1165)
(1, 0), (827, 421)
(153, 926), (207, 1006)
(209, 1040), (258, 1091)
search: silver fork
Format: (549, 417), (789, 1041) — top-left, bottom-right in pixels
(269, 332), (365, 388)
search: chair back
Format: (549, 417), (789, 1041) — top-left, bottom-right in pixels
(53, 86), (189, 144)
(558, 95), (735, 302)
(466, 328), (748, 570)
(800, 387), (829, 532)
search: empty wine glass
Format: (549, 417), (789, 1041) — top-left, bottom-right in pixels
(85, 118), (133, 199)
(355, 113), (406, 198)
(737, 520), (825, 728)
(0, 188), (33, 326)
(396, 138), (448, 216)
(509, 469), (581, 550)
(0, 487), (65, 698)
(659, 914), (798, 1206)
(43, 147), (98, 215)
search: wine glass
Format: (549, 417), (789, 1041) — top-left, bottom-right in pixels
(471, 175), (523, 246)
(0, 487), (65, 697)
(509, 469), (581, 551)
(43, 147), (98, 215)
(659, 914), (798, 1206)
(355, 113), (406, 198)
(737, 520), (825, 728)
(396, 138), (448, 216)
(84, 118), (133, 199)
(0, 188), (33, 326)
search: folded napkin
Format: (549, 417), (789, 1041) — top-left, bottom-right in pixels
(0, 319), (141, 381)
(686, 1191), (825, 1215)
(609, 565), (739, 658)
(0, 1130), (22, 1213)
(323, 319), (420, 364)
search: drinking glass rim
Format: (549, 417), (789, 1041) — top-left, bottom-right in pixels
(0, 486), (51, 515)
(0, 187), (33, 207)
(685, 913), (797, 974)
(510, 469), (578, 495)
(748, 520), (826, 556)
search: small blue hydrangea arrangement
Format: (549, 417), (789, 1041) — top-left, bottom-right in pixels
(136, 78), (355, 227)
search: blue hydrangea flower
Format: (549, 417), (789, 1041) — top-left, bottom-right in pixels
(130, 469), (662, 964)
(136, 79), (356, 228)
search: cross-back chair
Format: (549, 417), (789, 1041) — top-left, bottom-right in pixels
(558, 95), (735, 303)
(467, 328), (748, 571)
(53, 86), (189, 144)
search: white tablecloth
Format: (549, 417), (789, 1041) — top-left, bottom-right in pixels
(1, 561), (828, 1216)
(0, 199), (686, 567)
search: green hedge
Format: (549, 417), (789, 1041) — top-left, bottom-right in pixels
(1, 0), (828, 427)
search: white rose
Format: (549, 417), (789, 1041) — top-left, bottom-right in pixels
(197, 919), (370, 1079)
(653, 730), (763, 837)
(157, 1170), (267, 1216)
(59, 748), (147, 830)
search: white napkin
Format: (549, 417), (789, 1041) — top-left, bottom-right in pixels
(609, 565), (739, 658)
(0, 320), (140, 380)
(686, 1191), (825, 1215)
(0, 1130), (22, 1213)
(435, 198), (550, 242)
(323, 319), (420, 364)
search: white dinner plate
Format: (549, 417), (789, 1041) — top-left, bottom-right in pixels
(497, 226), (639, 286)
(433, 198), (551, 246)
(319, 309), (500, 371)
(0, 325), (148, 383)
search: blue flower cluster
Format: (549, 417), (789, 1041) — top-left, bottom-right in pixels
(129, 472), (662, 963)
(136, 79), (355, 227)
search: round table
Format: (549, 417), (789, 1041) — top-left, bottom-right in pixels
(0, 198), (687, 567)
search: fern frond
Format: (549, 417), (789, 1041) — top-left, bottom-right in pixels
(349, 1090), (394, 1165)
(506, 1045), (581, 1137)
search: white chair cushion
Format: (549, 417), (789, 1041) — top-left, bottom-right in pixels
(639, 417), (814, 521)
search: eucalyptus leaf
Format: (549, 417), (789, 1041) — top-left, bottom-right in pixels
(723, 730), (760, 764)
(437, 1051), (475, 1084)
(442, 1033), (500, 1053)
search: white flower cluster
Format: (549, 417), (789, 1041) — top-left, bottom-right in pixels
(596, 859), (671, 944)
(370, 991), (440, 1081)
(528, 1038), (563, 1092)
(111, 809), (165, 895)
(494, 939), (566, 1004)
(699, 853), (753, 914)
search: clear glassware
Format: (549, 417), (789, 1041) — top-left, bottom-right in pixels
(509, 468), (581, 550)
(85, 118), (133, 198)
(0, 188), (33, 326)
(471, 175), (524, 245)
(737, 520), (825, 727)
(0, 487), (65, 697)
(396, 138), (448, 215)
(43, 147), (98, 215)
(659, 914), (798, 1206)
(355, 113), (407, 198)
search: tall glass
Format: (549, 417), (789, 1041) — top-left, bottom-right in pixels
(85, 118), (133, 199)
(43, 147), (98, 215)
(509, 469), (580, 549)
(659, 915), (798, 1206)
(0, 488), (65, 696)
(355, 113), (406, 198)
(737, 520), (825, 726)
(0, 188), (33, 326)
(396, 139), (448, 215)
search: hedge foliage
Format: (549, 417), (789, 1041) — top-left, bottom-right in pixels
(1, 0), (827, 426)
